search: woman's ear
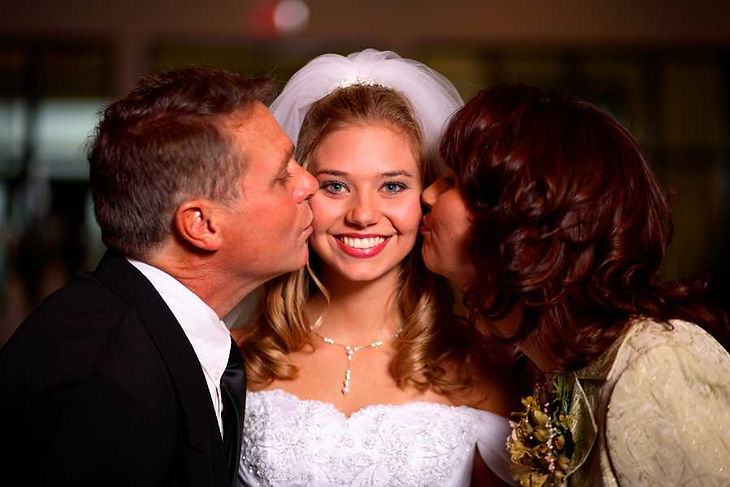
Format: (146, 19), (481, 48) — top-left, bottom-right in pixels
(173, 199), (224, 251)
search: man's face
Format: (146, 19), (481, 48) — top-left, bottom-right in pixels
(221, 103), (317, 282)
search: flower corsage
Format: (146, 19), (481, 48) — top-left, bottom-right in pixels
(506, 374), (574, 487)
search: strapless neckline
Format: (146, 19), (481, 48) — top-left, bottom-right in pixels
(247, 388), (501, 420)
(239, 387), (515, 486)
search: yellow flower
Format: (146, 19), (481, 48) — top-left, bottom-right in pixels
(556, 413), (571, 429)
(533, 426), (550, 442)
(556, 455), (570, 472)
(519, 421), (535, 437)
(508, 375), (574, 487)
(533, 443), (551, 458)
(509, 441), (531, 463)
(553, 470), (566, 483)
(520, 471), (548, 487)
(522, 396), (539, 408)
(531, 409), (549, 426)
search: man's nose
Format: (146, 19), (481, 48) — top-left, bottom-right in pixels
(294, 165), (318, 203)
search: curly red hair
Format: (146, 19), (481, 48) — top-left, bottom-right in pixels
(441, 84), (728, 371)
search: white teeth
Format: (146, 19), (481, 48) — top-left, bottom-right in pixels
(340, 236), (386, 249)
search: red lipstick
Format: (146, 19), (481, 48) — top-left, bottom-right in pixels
(333, 234), (391, 258)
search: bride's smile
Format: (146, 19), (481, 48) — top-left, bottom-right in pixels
(308, 124), (422, 283)
(333, 233), (391, 257)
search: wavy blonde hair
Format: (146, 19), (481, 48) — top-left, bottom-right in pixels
(241, 85), (472, 393)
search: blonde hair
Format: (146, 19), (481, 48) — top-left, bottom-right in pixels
(241, 85), (471, 394)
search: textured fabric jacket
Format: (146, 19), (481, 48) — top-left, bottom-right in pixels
(566, 318), (730, 486)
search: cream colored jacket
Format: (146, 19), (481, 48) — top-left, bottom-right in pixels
(566, 318), (730, 486)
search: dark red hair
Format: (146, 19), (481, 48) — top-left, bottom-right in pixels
(441, 84), (728, 371)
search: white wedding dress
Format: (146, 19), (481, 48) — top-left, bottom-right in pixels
(238, 389), (514, 486)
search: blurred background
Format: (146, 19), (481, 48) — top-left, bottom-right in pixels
(1, 0), (729, 343)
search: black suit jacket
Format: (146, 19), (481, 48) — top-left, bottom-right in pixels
(0, 250), (239, 486)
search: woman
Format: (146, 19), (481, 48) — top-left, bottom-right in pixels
(421, 84), (730, 486)
(237, 50), (516, 486)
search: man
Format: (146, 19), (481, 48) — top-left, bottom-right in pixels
(0, 66), (317, 486)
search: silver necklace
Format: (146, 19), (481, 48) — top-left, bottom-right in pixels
(314, 327), (403, 395)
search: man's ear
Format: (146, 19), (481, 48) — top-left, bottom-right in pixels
(173, 200), (224, 252)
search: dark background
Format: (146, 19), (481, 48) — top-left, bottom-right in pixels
(1, 0), (729, 343)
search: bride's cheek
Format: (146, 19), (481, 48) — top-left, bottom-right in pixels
(390, 198), (422, 230)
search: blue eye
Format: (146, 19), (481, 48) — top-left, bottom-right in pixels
(381, 181), (408, 194)
(320, 180), (348, 194)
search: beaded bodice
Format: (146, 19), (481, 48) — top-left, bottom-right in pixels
(238, 389), (513, 486)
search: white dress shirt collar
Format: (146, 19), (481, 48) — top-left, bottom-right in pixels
(127, 258), (231, 387)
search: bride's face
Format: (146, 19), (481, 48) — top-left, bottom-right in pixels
(307, 123), (422, 283)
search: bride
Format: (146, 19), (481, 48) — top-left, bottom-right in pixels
(236, 50), (516, 486)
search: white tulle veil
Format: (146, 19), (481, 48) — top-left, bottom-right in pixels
(270, 48), (463, 158)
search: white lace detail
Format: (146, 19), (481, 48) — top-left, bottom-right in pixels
(239, 389), (513, 486)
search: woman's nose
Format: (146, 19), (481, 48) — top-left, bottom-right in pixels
(346, 192), (380, 227)
(421, 177), (447, 208)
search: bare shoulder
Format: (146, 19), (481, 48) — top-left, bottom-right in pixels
(444, 360), (521, 417)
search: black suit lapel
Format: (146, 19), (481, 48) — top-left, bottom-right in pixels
(93, 250), (227, 483)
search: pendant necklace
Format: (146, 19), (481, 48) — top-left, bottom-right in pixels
(314, 327), (403, 395)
